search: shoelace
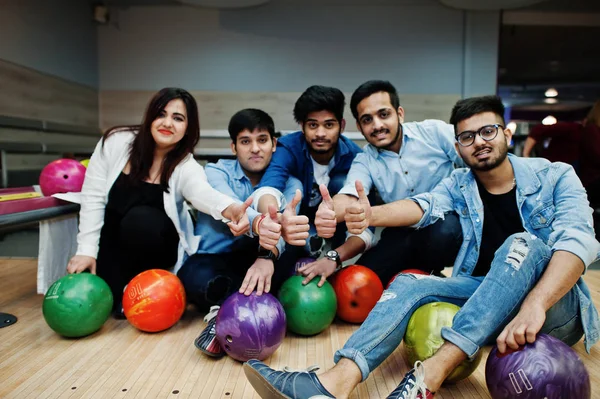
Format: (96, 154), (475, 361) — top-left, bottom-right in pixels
(203, 305), (220, 323)
(400, 361), (428, 399)
(282, 365), (320, 373)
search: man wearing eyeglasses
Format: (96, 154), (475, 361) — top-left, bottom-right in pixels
(243, 95), (599, 399)
(305, 80), (465, 287)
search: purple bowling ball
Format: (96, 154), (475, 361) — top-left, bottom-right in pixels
(485, 334), (590, 399)
(215, 292), (286, 362)
(291, 257), (316, 277)
(39, 159), (87, 196)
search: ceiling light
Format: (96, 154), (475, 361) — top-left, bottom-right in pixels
(545, 88), (558, 98)
(542, 115), (557, 125)
(544, 98), (558, 104)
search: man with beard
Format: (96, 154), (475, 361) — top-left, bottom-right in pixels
(303, 80), (463, 287)
(177, 109), (300, 358)
(242, 95), (599, 399)
(254, 85), (363, 261)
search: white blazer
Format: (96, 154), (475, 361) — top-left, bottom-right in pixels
(76, 130), (235, 271)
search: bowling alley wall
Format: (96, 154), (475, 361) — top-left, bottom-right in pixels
(0, 0), (500, 186)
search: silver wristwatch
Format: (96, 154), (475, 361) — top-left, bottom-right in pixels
(325, 250), (343, 271)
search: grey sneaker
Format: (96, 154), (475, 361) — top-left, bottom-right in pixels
(243, 359), (334, 399)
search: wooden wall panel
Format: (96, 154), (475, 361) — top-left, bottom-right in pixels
(0, 59), (98, 128)
(100, 90), (461, 132)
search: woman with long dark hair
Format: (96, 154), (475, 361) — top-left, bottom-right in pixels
(66, 88), (251, 310)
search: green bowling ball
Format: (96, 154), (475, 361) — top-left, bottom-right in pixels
(404, 302), (482, 383)
(43, 273), (113, 337)
(80, 159), (90, 168)
(278, 275), (337, 336)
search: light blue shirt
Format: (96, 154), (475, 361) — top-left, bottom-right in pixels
(338, 120), (463, 202)
(195, 159), (294, 255)
(412, 155), (600, 352)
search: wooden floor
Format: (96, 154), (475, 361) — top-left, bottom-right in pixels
(1, 258), (599, 399)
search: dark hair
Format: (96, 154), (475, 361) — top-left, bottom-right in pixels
(350, 80), (400, 121)
(449, 95), (506, 132)
(293, 85), (345, 124)
(103, 87), (200, 191)
(228, 108), (275, 142)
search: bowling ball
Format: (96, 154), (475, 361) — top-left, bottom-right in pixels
(80, 159), (90, 168)
(386, 269), (430, 289)
(291, 257), (316, 277)
(486, 333), (590, 399)
(43, 273), (113, 337)
(215, 292), (286, 362)
(404, 302), (482, 383)
(331, 265), (383, 323)
(39, 159), (86, 196)
(278, 275), (337, 336)
(123, 269), (186, 333)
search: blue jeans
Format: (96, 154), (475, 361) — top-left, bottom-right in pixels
(335, 232), (584, 381)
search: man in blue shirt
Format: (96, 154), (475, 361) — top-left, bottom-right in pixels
(177, 108), (300, 358)
(244, 95), (599, 399)
(306, 80), (464, 287)
(255, 85), (362, 260)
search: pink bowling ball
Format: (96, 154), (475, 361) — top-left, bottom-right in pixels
(39, 159), (87, 196)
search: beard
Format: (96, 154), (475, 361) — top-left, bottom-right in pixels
(464, 140), (509, 171)
(363, 119), (402, 151)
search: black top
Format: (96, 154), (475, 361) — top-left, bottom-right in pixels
(104, 172), (167, 226)
(98, 172), (179, 268)
(472, 180), (524, 277)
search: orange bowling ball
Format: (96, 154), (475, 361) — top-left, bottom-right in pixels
(331, 265), (383, 323)
(123, 269), (186, 332)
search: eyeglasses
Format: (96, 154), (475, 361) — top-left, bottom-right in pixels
(455, 124), (504, 147)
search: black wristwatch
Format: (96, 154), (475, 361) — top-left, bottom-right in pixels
(326, 250), (343, 272)
(257, 246), (277, 261)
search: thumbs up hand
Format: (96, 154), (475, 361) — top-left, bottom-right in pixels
(315, 184), (337, 238)
(281, 189), (310, 246)
(257, 204), (282, 251)
(224, 196), (253, 236)
(345, 181), (371, 234)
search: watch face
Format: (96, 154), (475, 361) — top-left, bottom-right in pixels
(327, 250), (338, 258)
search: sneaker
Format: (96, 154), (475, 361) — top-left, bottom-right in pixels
(194, 306), (225, 358)
(243, 359), (335, 399)
(386, 361), (435, 399)
(112, 302), (126, 320)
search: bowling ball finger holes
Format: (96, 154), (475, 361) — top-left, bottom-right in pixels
(350, 301), (359, 308)
(63, 175), (68, 179)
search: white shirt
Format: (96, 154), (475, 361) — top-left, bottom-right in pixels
(308, 157), (334, 208)
(76, 130), (236, 271)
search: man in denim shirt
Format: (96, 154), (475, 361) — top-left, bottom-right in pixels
(243, 96), (600, 399)
(310, 80), (464, 287)
(254, 85), (362, 259)
(177, 109), (300, 359)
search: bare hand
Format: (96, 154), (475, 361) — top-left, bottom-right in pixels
(345, 181), (371, 234)
(496, 302), (546, 353)
(67, 255), (97, 274)
(239, 258), (275, 296)
(298, 257), (337, 287)
(225, 196), (253, 236)
(258, 205), (282, 251)
(282, 190), (310, 246)
(315, 184), (337, 238)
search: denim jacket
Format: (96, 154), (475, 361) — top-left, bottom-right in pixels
(412, 154), (600, 352)
(257, 131), (362, 212)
